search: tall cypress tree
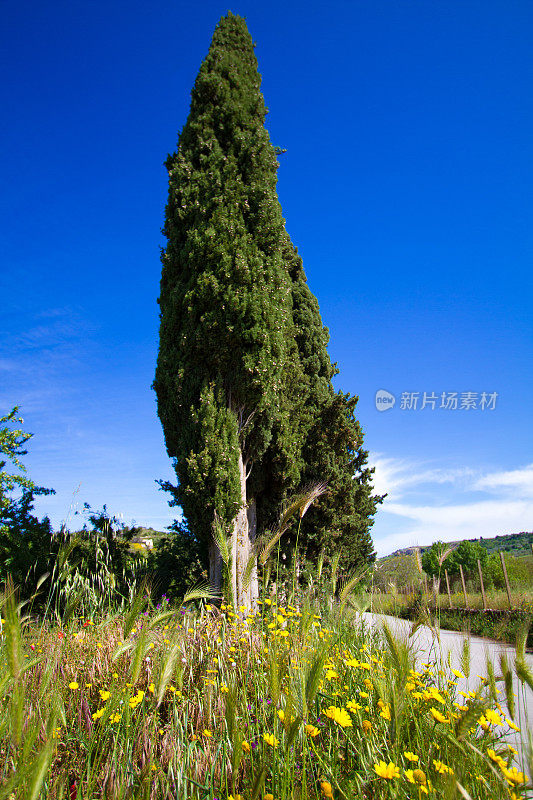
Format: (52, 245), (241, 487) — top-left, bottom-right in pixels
(154, 13), (381, 605)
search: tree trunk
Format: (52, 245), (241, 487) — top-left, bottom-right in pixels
(231, 449), (258, 610)
(247, 497), (258, 603)
(208, 538), (223, 595)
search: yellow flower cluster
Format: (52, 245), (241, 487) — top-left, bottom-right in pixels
(324, 706), (352, 729)
(129, 689), (145, 710)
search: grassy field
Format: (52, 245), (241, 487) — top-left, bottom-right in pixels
(1, 581), (532, 799)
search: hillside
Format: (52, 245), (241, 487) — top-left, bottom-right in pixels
(389, 530), (533, 559)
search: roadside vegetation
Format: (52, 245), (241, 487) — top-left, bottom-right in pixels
(1, 570), (532, 799)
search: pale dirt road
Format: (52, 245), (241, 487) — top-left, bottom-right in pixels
(359, 612), (532, 776)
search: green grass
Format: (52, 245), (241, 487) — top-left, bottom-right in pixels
(0, 580), (532, 799)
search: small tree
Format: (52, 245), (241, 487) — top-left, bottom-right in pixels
(422, 540), (487, 594)
(0, 407), (55, 596)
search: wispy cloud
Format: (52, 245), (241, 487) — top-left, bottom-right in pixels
(371, 455), (475, 501)
(0, 305), (99, 414)
(370, 455), (533, 555)
(473, 464), (533, 498)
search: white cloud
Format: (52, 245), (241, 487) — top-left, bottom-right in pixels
(370, 455), (533, 556)
(370, 454), (475, 501)
(473, 464), (533, 499)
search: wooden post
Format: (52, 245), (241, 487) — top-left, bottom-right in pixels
(459, 564), (469, 609)
(477, 559), (488, 610)
(445, 569), (453, 608)
(500, 551), (513, 609)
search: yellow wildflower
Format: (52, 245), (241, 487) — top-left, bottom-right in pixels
(362, 719), (372, 734)
(485, 708), (502, 726)
(305, 724), (320, 737)
(320, 781), (334, 799)
(263, 733), (279, 748)
(374, 761), (400, 779)
(478, 715), (490, 731)
(404, 751), (419, 762)
(451, 669), (465, 679)
(241, 741), (250, 753)
(487, 749), (506, 769)
(68, 681), (79, 690)
(501, 766), (528, 786)
(433, 759), (454, 775)
(324, 706), (352, 728)
(430, 707), (449, 724)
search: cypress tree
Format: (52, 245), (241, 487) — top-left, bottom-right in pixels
(154, 12), (382, 605)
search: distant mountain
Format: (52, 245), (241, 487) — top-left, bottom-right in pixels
(389, 531), (533, 559)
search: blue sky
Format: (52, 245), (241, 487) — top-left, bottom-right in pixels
(1, 0), (531, 555)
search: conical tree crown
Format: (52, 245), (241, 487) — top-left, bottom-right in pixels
(155, 12), (381, 571)
(155, 13), (304, 542)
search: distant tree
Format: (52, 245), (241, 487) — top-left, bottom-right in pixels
(422, 540), (487, 579)
(483, 552), (532, 590)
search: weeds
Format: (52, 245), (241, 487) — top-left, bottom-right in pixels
(0, 575), (531, 799)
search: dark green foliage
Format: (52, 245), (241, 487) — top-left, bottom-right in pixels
(394, 531), (533, 559)
(0, 487), (55, 595)
(154, 12), (300, 549)
(154, 12), (381, 575)
(145, 524), (206, 600)
(0, 407), (43, 514)
(477, 531), (533, 557)
(0, 408), (56, 597)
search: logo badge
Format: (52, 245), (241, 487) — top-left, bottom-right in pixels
(375, 389), (396, 412)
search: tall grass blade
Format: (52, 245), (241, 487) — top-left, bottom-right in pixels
(157, 642), (181, 707)
(122, 582), (149, 639)
(499, 652), (515, 720)
(250, 765), (267, 800)
(460, 637), (471, 679)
